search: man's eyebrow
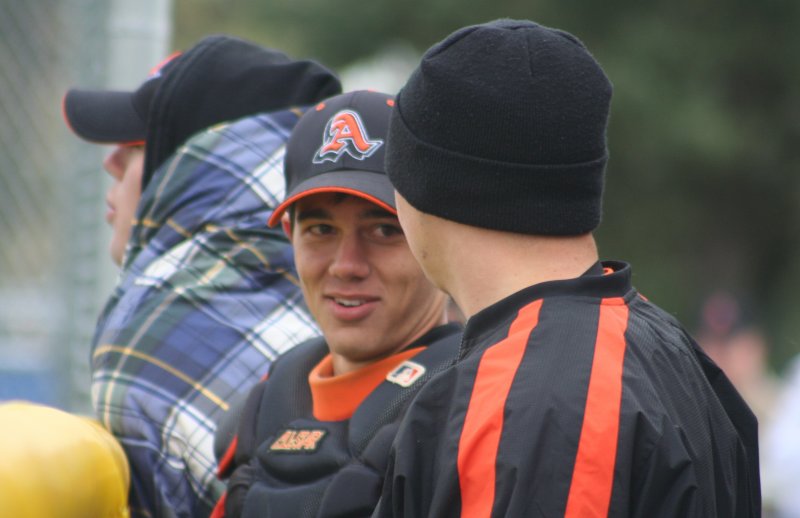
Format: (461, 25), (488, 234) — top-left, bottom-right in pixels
(294, 206), (397, 222)
(361, 208), (397, 220)
(295, 208), (331, 222)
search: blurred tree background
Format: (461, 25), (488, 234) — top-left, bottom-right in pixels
(174, 0), (800, 371)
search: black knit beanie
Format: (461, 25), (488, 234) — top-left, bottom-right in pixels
(386, 19), (613, 235)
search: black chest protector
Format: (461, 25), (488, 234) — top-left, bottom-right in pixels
(224, 325), (462, 518)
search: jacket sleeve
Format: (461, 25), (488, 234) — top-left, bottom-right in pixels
(627, 426), (704, 517)
(372, 375), (462, 518)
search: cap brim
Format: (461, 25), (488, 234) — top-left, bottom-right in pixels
(267, 170), (396, 227)
(62, 89), (146, 144)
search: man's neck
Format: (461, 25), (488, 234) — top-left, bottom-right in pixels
(445, 232), (599, 319)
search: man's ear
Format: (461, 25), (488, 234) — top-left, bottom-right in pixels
(281, 213), (292, 241)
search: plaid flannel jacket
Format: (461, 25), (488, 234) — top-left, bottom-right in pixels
(91, 109), (320, 518)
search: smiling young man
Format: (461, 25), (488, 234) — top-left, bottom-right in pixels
(212, 90), (462, 518)
(292, 193), (448, 376)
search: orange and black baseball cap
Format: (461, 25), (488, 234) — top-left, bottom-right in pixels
(268, 90), (397, 227)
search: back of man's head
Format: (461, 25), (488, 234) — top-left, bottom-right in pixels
(386, 19), (612, 236)
(64, 35), (342, 188)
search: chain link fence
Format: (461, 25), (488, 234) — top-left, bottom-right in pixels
(0, 0), (170, 412)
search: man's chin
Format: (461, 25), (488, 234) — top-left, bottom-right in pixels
(326, 332), (398, 364)
(109, 246), (123, 266)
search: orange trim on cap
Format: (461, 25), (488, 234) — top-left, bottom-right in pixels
(149, 51), (182, 76)
(457, 299), (543, 518)
(267, 187), (396, 227)
(308, 347), (423, 421)
(564, 298), (629, 518)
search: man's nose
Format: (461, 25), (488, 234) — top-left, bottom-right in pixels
(328, 234), (370, 280)
(102, 146), (125, 178)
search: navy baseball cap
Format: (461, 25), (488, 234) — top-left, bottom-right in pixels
(268, 90), (396, 227)
(62, 52), (181, 145)
(62, 35), (343, 188)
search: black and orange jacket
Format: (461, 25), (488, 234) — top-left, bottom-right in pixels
(374, 261), (761, 518)
(213, 323), (462, 518)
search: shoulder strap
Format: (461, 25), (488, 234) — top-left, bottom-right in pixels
(349, 329), (462, 457)
(233, 337), (328, 463)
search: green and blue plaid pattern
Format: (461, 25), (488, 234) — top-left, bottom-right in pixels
(91, 109), (320, 518)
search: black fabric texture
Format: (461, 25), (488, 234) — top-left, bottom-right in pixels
(348, 324), (462, 457)
(373, 261), (761, 517)
(214, 390), (249, 467)
(385, 19), (613, 235)
(225, 338), (328, 518)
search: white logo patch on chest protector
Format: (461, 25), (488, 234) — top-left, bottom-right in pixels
(386, 360), (426, 388)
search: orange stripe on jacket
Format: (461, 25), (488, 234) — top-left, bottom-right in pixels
(457, 299), (543, 518)
(564, 297), (629, 517)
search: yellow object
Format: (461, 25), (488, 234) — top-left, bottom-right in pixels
(0, 401), (130, 518)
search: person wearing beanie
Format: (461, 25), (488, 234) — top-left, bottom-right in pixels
(62, 35), (341, 517)
(210, 90), (461, 518)
(374, 19), (761, 517)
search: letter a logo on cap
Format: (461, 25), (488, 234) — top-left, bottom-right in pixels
(313, 110), (383, 164)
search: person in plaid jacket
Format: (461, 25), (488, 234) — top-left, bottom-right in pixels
(62, 35), (341, 517)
